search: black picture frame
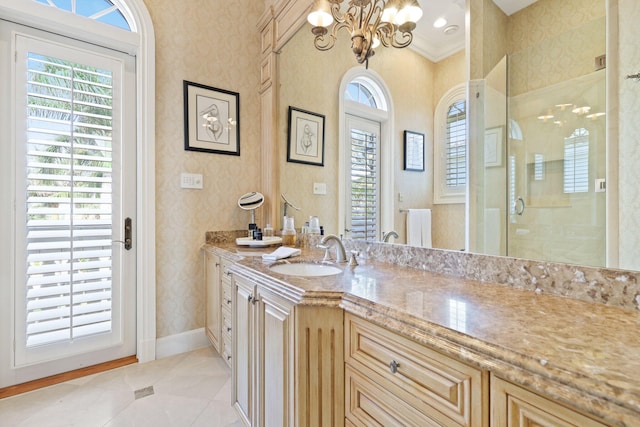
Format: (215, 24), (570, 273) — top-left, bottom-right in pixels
(404, 130), (425, 172)
(183, 80), (240, 156)
(287, 106), (325, 167)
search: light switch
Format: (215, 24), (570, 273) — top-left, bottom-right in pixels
(398, 192), (404, 202)
(181, 173), (203, 189)
(313, 182), (327, 195)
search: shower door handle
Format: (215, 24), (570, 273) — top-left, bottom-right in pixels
(515, 197), (525, 216)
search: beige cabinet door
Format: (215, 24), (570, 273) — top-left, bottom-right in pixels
(255, 287), (292, 427)
(204, 251), (221, 352)
(233, 274), (256, 426)
(491, 376), (607, 427)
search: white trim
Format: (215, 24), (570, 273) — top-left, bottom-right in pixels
(0, 0), (156, 369)
(433, 83), (467, 205)
(338, 67), (394, 239)
(155, 328), (210, 360)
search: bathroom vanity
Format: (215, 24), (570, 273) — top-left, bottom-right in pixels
(202, 241), (640, 427)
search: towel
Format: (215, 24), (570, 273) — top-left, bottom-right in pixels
(406, 209), (432, 248)
(262, 246), (301, 261)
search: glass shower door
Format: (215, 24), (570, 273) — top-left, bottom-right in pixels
(507, 69), (606, 266)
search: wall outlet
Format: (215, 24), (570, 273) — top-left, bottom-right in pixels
(595, 178), (606, 193)
(181, 173), (203, 189)
(313, 182), (327, 195)
(398, 192), (404, 202)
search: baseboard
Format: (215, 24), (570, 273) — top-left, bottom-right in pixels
(155, 328), (210, 359)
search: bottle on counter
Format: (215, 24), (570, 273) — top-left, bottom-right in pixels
(264, 224), (274, 237)
(281, 216), (296, 247)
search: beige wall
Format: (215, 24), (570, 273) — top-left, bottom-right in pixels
(508, 0), (605, 96)
(146, 0), (263, 338)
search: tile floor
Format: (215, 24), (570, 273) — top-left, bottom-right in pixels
(0, 346), (242, 427)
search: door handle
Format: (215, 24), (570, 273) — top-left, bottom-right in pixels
(124, 217), (132, 250)
(515, 197), (525, 216)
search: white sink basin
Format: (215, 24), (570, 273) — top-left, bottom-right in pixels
(269, 262), (342, 277)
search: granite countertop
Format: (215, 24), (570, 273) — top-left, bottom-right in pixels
(203, 243), (640, 426)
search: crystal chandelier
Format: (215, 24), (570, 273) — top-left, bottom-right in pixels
(307, 0), (423, 64)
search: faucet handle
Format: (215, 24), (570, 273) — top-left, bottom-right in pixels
(349, 250), (359, 267)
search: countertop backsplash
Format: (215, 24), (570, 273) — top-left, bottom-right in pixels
(206, 231), (640, 312)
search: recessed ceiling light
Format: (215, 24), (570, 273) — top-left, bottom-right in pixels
(433, 17), (447, 28)
(443, 25), (459, 35)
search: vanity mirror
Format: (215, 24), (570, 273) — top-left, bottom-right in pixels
(262, 0), (632, 270)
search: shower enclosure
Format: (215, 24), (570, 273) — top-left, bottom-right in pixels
(469, 56), (606, 267)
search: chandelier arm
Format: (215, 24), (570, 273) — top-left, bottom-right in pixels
(390, 30), (413, 48)
(313, 33), (337, 51)
(315, 19), (353, 51)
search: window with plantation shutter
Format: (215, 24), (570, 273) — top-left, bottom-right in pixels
(434, 84), (467, 204)
(24, 52), (115, 347)
(445, 100), (467, 188)
(563, 128), (589, 194)
(349, 124), (379, 240)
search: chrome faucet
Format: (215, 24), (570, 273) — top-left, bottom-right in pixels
(382, 230), (399, 242)
(319, 234), (347, 262)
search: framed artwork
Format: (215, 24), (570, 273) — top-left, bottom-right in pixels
(403, 130), (425, 172)
(287, 106), (325, 166)
(183, 80), (240, 155)
(485, 126), (503, 167)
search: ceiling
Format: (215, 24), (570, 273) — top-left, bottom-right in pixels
(410, 0), (539, 62)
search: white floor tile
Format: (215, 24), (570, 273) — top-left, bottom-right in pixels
(0, 347), (240, 427)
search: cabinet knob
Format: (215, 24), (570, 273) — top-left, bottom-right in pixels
(248, 295), (253, 303)
(389, 360), (400, 374)
(215, 262), (220, 267)
(225, 298), (232, 305)
(227, 326), (232, 332)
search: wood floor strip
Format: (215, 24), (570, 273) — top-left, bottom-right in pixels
(0, 355), (138, 399)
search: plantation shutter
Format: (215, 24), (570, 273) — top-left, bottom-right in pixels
(446, 100), (467, 188)
(24, 52), (114, 347)
(350, 127), (378, 240)
(563, 128), (589, 194)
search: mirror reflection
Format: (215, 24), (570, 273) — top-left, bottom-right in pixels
(277, 0), (607, 268)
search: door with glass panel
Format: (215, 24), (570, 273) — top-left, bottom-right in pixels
(345, 114), (381, 240)
(8, 28), (136, 383)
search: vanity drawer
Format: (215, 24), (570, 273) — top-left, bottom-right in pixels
(346, 364), (442, 426)
(221, 338), (232, 367)
(221, 259), (234, 281)
(222, 308), (232, 336)
(222, 281), (232, 309)
(345, 313), (486, 426)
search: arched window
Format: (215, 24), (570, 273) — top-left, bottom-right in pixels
(32, 0), (134, 30)
(434, 84), (467, 204)
(339, 69), (392, 241)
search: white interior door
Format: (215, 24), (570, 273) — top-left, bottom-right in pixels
(0, 23), (136, 386)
